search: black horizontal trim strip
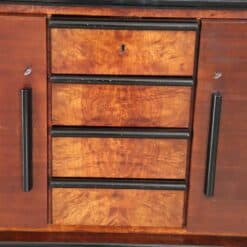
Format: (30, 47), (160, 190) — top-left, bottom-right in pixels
(50, 75), (194, 87)
(1, 0), (247, 9)
(51, 127), (191, 139)
(0, 242), (171, 247)
(49, 17), (198, 30)
(50, 178), (187, 191)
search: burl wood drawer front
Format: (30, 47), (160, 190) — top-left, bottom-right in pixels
(52, 84), (191, 127)
(52, 138), (188, 179)
(50, 19), (197, 76)
(52, 188), (185, 227)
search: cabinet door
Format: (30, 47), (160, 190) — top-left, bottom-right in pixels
(0, 16), (47, 227)
(188, 20), (247, 234)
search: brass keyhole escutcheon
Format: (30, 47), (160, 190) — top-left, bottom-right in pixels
(119, 44), (126, 55)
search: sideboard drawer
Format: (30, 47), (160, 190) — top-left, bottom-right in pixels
(52, 188), (185, 228)
(50, 18), (197, 76)
(52, 84), (192, 127)
(52, 137), (188, 179)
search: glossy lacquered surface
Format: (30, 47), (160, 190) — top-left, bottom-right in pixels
(0, 4), (247, 246)
(52, 84), (192, 127)
(188, 20), (247, 234)
(51, 25), (196, 76)
(52, 188), (185, 228)
(0, 15), (47, 227)
(52, 137), (188, 179)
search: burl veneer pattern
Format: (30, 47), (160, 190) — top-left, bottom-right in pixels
(51, 29), (196, 76)
(52, 137), (188, 179)
(52, 84), (191, 127)
(52, 188), (185, 228)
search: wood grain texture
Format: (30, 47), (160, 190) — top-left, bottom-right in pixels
(0, 15), (47, 227)
(51, 29), (196, 76)
(52, 137), (188, 179)
(1, 231), (247, 247)
(0, 6), (246, 245)
(52, 84), (191, 127)
(52, 188), (185, 228)
(188, 20), (247, 234)
(1, 4), (247, 19)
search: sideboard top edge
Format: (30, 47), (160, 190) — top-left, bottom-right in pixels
(0, 0), (247, 9)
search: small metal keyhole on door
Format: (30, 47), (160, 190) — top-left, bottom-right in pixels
(119, 44), (126, 55)
(213, 72), (222, 80)
(24, 67), (32, 77)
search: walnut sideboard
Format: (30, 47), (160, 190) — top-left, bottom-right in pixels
(0, 1), (247, 246)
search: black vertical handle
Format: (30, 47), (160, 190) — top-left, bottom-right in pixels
(205, 92), (222, 197)
(21, 88), (33, 192)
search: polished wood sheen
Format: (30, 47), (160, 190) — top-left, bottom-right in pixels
(0, 3), (247, 245)
(51, 28), (196, 76)
(52, 137), (188, 179)
(188, 20), (247, 234)
(0, 15), (47, 227)
(52, 84), (191, 127)
(52, 188), (185, 227)
(1, 4), (247, 20)
(1, 232), (247, 247)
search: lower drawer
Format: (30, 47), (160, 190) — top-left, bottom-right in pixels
(52, 188), (185, 228)
(52, 138), (188, 179)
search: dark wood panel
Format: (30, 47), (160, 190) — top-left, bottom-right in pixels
(1, 231), (247, 246)
(52, 138), (188, 179)
(0, 15), (47, 227)
(51, 28), (196, 76)
(188, 20), (247, 234)
(52, 84), (191, 127)
(52, 188), (185, 228)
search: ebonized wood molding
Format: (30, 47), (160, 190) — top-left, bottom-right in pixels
(50, 178), (187, 190)
(49, 17), (198, 30)
(51, 127), (191, 139)
(50, 75), (194, 87)
(0, 0), (247, 9)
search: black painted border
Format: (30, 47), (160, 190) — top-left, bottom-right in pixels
(204, 92), (222, 197)
(0, 0), (247, 9)
(50, 75), (194, 87)
(51, 127), (191, 139)
(49, 17), (198, 30)
(50, 178), (187, 191)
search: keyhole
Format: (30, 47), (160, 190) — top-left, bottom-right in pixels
(120, 44), (126, 54)
(213, 72), (222, 80)
(24, 67), (32, 77)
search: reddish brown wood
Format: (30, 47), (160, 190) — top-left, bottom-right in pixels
(52, 84), (191, 127)
(0, 4), (247, 19)
(51, 29), (196, 76)
(1, 231), (247, 246)
(0, 15), (47, 227)
(0, 5), (246, 245)
(188, 20), (247, 234)
(52, 138), (188, 179)
(52, 188), (185, 228)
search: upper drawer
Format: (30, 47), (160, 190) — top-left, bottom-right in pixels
(50, 18), (198, 76)
(52, 82), (192, 127)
